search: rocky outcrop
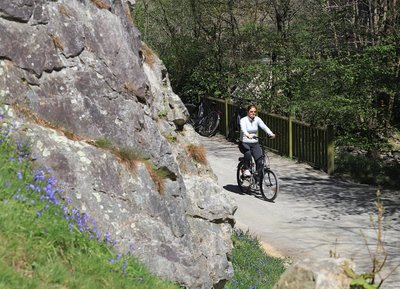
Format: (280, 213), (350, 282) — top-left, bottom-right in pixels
(0, 1), (236, 288)
(273, 258), (354, 289)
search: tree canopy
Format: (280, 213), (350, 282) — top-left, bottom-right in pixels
(133, 0), (400, 148)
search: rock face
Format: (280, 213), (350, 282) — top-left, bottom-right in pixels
(273, 258), (354, 289)
(0, 1), (236, 288)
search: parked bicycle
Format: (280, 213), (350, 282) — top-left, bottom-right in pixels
(226, 95), (248, 143)
(236, 136), (279, 201)
(184, 96), (221, 137)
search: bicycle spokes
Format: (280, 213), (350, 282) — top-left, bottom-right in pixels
(260, 170), (278, 202)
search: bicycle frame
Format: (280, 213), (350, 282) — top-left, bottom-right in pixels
(236, 137), (278, 201)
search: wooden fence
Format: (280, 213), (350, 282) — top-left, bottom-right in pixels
(205, 96), (335, 174)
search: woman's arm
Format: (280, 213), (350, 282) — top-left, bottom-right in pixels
(257, 117), (275, 138)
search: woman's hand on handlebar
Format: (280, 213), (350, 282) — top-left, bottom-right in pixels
(253, 134), (276, 140)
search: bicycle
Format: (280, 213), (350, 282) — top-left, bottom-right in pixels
(236, 137), (279, 201)
(184, 96), (221, 137)
(226, 95), (247, 143)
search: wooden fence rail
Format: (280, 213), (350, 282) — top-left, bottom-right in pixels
(204, 96), (335, 174)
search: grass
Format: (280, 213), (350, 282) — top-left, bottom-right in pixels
(224, 229), (286, 289)
(0, 117), (180, 289)
(0, 113), (287, 289)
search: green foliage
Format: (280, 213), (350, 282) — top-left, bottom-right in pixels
(164, 133), (177, 143)
(93, 138), (114, 150)
(118, 147), (148, 162)
(224, 229), (286, 289)
(132, 0), (400, 153)
(335, 150), (400, 188)
(350, 277), (379, 289)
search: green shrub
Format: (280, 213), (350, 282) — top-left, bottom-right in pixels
(335, 151), (400, 188)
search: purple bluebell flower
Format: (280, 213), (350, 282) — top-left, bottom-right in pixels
(122, 260), (128, 272)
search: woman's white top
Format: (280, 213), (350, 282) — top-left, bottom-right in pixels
(240, 116), (273, 143)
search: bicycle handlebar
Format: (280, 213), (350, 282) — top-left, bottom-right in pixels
(253, 135), (275, 141)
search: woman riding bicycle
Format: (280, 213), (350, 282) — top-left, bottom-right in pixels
(239, 105), (276, 179)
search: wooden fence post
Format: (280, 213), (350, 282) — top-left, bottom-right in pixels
(327, 124), (335, 174)
(289, 114), (293, 159)
(225, 98), (229, 137)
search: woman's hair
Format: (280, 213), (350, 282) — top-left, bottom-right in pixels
(247, 105), (257, 112)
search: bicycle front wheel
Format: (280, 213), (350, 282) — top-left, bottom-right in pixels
(260, 169), (278, 201)
(237, 161), (251, 193)
(197, 111), (220, 137)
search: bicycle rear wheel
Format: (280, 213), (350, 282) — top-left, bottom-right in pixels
(197, 111), (220, 137)
(226, 114), (240, 143)
(260, 169), (278, 201)
(184, 103), (197, 126)
(237, 161), (251, 193)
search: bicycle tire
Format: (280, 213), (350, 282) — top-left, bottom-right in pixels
(236, 161), (251, 193)
(260, 169), (278, 201)
(184, 103), (197, 127)
(197, 111), (220, 137)
(226, 115), (237, 142)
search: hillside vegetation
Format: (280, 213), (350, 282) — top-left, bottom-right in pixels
(132, 0), (400, 187)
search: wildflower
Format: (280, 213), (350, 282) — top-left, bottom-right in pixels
(36, 211), (41, 218)
(17, 171), (22, 180)
(122, 260), (128, 272)
(4, 181), (11, 187)
(33, 169), (45, 182)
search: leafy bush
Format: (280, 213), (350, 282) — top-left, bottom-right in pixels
(335, 150), (400, 188)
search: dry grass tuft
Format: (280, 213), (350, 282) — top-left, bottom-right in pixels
(115, 147), (141, 173)
(186, 144), (207, 165)
(13, 104), (81, 141)
(90, 0), (111, 10)
(63, 130), (81, 141)
(145, 162), (165, 194)
(13, 104), (57, 130)
(141, 43), (156, 66)
(51, 35), (64, 50)
(124, 81), (136, 93)
(58, 4), (72, 17)
(125, 3), (133, 22)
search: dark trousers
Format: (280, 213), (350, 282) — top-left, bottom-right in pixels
(238, 142), (263, 177)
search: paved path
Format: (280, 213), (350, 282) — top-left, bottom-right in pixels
(200, 134), (400, 289)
